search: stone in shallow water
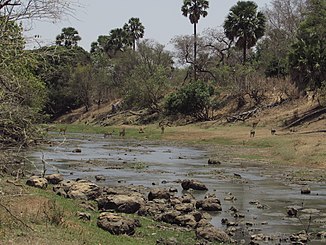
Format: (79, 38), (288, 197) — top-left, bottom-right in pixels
(301, 186), (311, 194)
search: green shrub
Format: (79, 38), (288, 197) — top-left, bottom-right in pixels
(164, 80), (214, 120)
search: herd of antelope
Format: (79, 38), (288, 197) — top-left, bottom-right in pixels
(50, 120), (172, 139)
(52, 119), (276, 139)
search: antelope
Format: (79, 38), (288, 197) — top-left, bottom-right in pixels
(139, 127), (144, 134)
(159, 121), (171, 134)
(252, 119), (260, 128)
(271, 128), (276, 135)
(104, 130), (115, 138)
(250, 129), (255, 137)
(58, 126), (67, 135)
(119, 127), (126, 137)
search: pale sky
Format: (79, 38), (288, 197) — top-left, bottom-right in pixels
(27, 0), (272, 51)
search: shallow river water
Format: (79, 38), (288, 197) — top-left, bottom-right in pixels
(29, 133), (326, 244)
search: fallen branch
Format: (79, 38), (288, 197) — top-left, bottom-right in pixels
(227, 108), (259, 123)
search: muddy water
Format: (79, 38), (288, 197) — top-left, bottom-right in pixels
(30, 133), (326, 244)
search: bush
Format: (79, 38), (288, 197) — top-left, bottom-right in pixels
(165, 80), (214, 120)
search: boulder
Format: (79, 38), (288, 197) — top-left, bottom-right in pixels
(97, 212), (140, 235)
(58, 179), (101, 200)
(181, 179), (208, 191)
(97, 194), (145, 214)
(301, 186), (311, 194)
(157, 210), (202, 228)
(174, 203), (195, 213)
(196, 226), (231, 243)
(287, 207), (298, 217)
(208, 159), (221, 165)
(290, 231), (308, 243)
(78, 212), (91, 221)
(175, 214), (197, 228)
(95, 175), (106, 181)
(45, 174), (64, 184)
(53, 180), (75, 193)
(157, 210), (181, 224)
(26, 176), (48, 189)
(148, 188), (171, 201)
(196, 196), (222, 211)
(317, 231), (326, 238)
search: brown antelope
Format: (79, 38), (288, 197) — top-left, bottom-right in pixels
(271, 128), (276, 135)
(58, 126), (67, 135)
(104, 130), (115, 138)
(160, 125), (165, 134)
(250, 129), (255, 137)
(119, 127), (126, 137)
(252, 119), (260, 128)
(159, 121), (171, 134)
(139, 127), (144, 134)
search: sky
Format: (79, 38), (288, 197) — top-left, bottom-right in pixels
(26, 0), (272, 51)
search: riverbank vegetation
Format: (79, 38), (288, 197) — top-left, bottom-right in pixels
(1, 0), (325, 152)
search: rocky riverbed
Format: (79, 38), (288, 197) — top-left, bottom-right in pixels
(28, 133), (326, 244)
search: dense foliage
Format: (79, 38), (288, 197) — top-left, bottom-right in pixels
(0, 18), (46, 147)
(289, 0), (326, 91)
(165, 80), (214, 120)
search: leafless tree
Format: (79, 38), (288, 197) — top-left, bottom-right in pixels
(0, 0), (79, 22)
(264, 0), (306, 39)
(202, 27), (233, 66)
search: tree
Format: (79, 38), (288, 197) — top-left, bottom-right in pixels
(289, 0), (326, 92)
(90, 35), (110, 53)
(223, 1), (266, 64)
(69, 64), (94, 112)
(123, 40), (173, 111)
(123, 17), (145, 51)
(257, 0), (307, 77)
(34, 45), (91, 118)
(165, 80), (214, 120)
(0, 0), (77, 22)
(181, 0), (209, 80)
(56, 27), (81, 47)
(0, 0), (79, 148)
(105, 28), (132, 57)
(0, 18), (46, 147)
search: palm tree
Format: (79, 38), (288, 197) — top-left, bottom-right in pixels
(90, 35), (110, 53)
(105, 28), (132, 56)
(223, 1), (266, 64)
(123, 17), (145, 51)
(181, 0), (209, 81)
(56, 27), (81, 47)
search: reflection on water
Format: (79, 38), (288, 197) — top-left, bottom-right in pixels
(30, 133), (326, 244)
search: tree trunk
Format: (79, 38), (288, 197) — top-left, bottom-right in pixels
(243, 35), (247, 65)
(133, 39), (136, 51)
(194, 22), (197, 81)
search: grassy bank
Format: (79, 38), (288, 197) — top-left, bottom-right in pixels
(0, 177), (200, 245)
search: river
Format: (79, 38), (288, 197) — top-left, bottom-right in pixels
(29, 133), (326, 244)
